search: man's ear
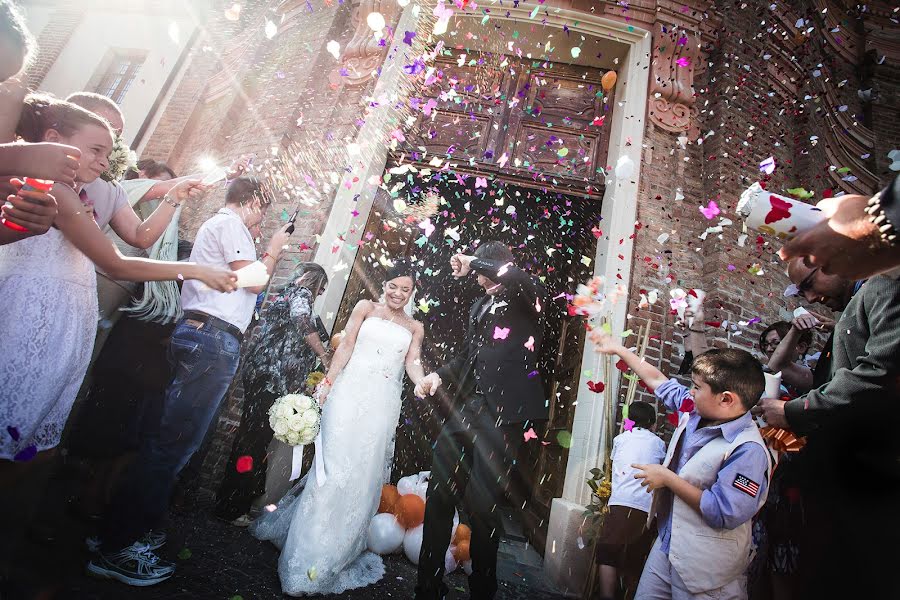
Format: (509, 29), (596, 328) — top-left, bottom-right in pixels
(44, 128), (62, 143)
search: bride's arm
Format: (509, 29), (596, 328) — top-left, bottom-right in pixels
(404, 322), (427, 388)
(318, 300), (372, 400)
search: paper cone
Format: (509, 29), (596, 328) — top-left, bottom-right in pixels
(737, 183), (825, 240)
(235, 260), (270, 288)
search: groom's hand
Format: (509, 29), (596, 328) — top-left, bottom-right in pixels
(415, 373), (442, 397)
(451, 254), (475, 278)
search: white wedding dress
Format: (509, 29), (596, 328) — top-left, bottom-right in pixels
(251, 316), (412, 596)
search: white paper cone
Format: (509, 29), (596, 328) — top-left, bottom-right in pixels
(757, 371), (782, 429)
(764, 371), (782, 399)
(289, 445), (303, 481)
(687, 290), (706, 328)
(737, 183), (825, 240)
(235, 261), (270, 288)
(201, 166), (228, 185)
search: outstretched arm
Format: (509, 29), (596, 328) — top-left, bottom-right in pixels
(459, 255), (545, 313)
(591, 330), (669, 391)
(405, 323), (427, 389)
(766, 314), (818, 394)
(52, 183), (236, 291)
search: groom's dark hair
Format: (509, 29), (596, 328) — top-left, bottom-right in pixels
(473, 240), (514, 263)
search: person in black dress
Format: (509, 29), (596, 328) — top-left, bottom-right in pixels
(215, 262), (330, 524)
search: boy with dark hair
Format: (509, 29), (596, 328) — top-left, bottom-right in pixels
(592, 334), (771, 600)
(594, 400), (666, 600)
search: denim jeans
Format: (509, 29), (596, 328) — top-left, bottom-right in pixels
(100, 320), (241, 550)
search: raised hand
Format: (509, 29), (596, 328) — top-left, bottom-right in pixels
(170, 179), (209, 203)
(450, 253), (474, 278)
(589, 330), (621, 355)
(226, 154), (254, 179)
(791, 313), (819, 332)
(14, 143), (82, 186)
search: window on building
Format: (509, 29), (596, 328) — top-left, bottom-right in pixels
(89, 49), (147, 105)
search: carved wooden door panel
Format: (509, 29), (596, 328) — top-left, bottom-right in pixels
(408, 52), (614, 190)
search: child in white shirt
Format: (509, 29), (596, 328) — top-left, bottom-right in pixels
(595, 401), (666, 600)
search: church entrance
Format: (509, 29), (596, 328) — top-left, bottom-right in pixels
(333, 50), (615, 552)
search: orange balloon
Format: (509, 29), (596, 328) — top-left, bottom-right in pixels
(330, 331), (345, 351)
(601, 70), (617, 92)
(452, 523), (471, 545)
(393, 494), (426, 529)
(453, 540), (470, 563)
(379, 484), (400, 514)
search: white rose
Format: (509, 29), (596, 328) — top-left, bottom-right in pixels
(286, 431), (301, 446)
(294, 395), (314, 411)
(297, 427), (315, 446)
(299, 410), (319, 429)
(287, 414), (303, 431)
(272, 419), (289, 436)
(277, 403), (294, 419)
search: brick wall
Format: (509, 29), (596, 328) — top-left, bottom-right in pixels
(25, 5), (84, 89)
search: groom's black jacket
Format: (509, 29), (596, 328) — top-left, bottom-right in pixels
(436, 258), (549, 424)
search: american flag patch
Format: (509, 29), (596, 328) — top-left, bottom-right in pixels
(733, 474), (760, 497)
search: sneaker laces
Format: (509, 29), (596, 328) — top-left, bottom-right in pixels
(133, 544), (160, 564)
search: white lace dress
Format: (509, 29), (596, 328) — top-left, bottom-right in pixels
(251, 317), (412, 596)
(0, 228), (97, 459)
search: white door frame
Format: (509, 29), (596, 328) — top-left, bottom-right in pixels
(313, 4), (651, 505)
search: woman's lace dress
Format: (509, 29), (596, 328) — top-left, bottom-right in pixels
(251, 317), (412, 596)
(0, 228), (97, 459)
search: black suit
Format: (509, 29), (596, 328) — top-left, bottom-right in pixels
(416, 258), (548, 600)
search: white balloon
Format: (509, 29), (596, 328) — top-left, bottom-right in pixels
(397, 474), (417, 496)
(403, 524), (424, 565)
(413, 481), (428, 501)
(366, 12), (386, 31)
(463, 559), (473, 575)
(367, 513), (405, 555)
(445, 546), (458, 574)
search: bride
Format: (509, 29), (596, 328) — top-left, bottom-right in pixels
(251, 260), (436, 596)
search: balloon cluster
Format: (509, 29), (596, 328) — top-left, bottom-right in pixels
(366, 472), (473, 574)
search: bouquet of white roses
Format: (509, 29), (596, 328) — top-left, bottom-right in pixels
(100, 134), (137, 182)
(268, 393), (321, 447)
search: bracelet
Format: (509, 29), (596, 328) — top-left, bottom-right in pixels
(163, 195), (180, 208)
(865, 190), (898, 247)
(688, 327), (706, 333)
(324, 376), (333, 386)
(260, 252), (272, 261)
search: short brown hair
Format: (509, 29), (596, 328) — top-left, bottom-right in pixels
(692, 348), (765, 411)
(225, 176), (268, 206)
(65, 92), (122, 119)
(17, 94), (113, 142)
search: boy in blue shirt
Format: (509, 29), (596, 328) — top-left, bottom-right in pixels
(592, 332), (771, 600)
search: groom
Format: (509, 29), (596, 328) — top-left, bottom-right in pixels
(414, 241), (548, 599)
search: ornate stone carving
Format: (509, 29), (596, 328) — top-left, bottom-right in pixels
(648, 23), (699, 136)
(340, 0), (401, 86)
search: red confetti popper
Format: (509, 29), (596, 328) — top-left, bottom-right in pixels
(2, 178), (54, 232)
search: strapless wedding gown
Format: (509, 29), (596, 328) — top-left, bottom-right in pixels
(251, 317), (412, 596)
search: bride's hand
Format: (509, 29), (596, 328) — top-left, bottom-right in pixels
(315, 382), (331, 406)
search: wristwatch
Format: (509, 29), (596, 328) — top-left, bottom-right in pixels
(865, 176), (899, 247)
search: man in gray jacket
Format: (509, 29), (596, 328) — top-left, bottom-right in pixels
(760, 267), (900, 599)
